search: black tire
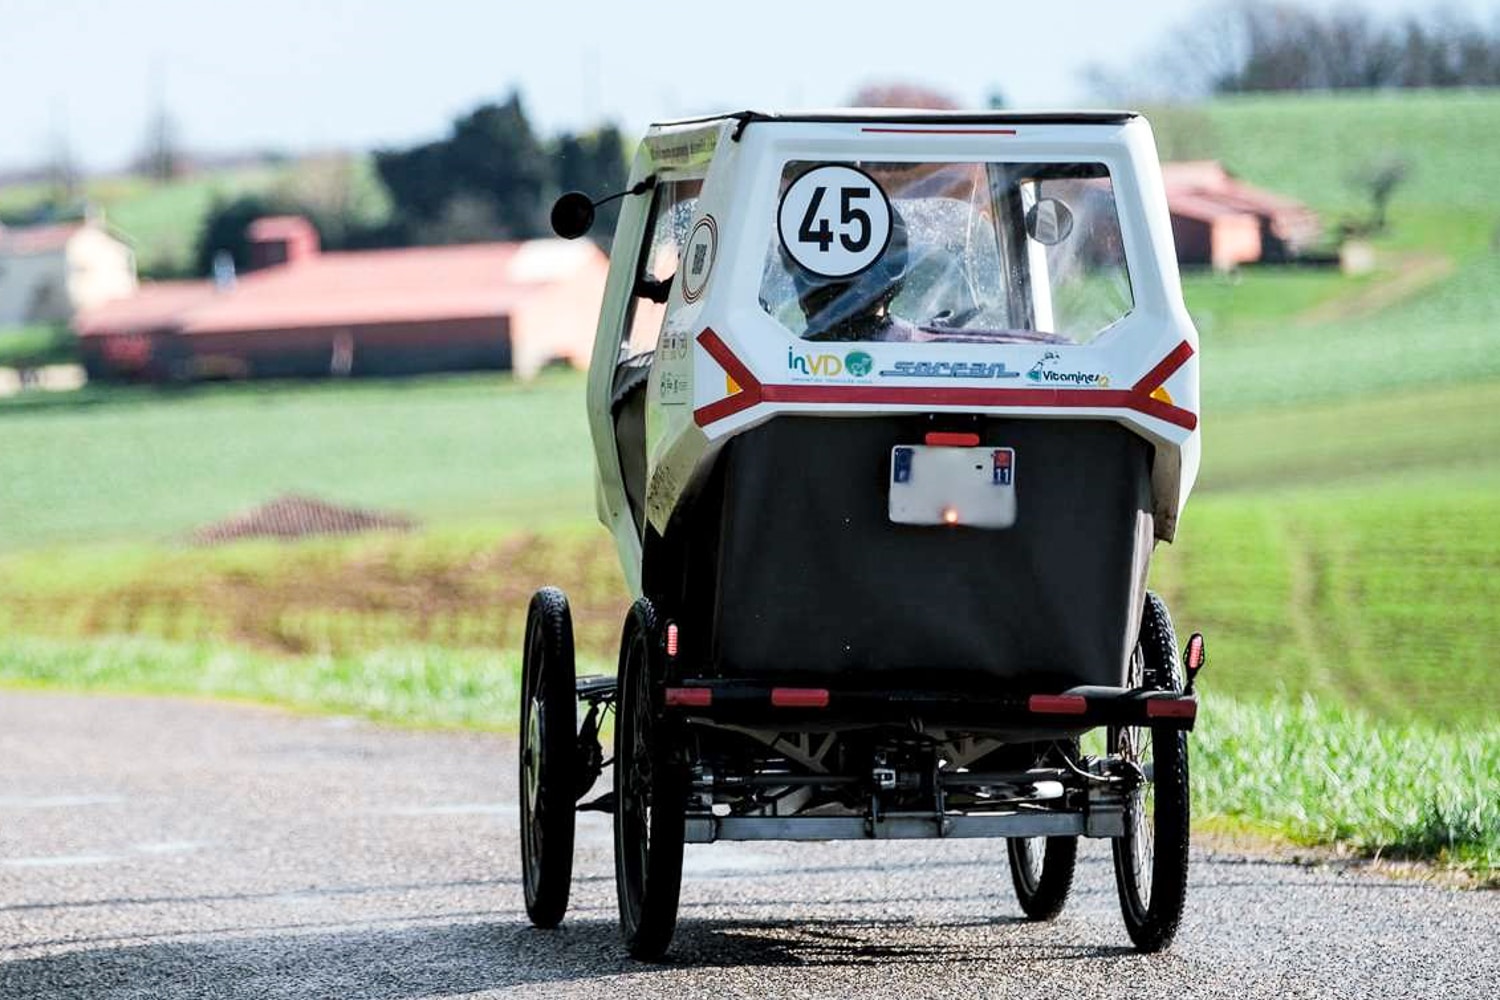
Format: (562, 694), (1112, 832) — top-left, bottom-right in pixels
(1111, 591), (1190, 953)
(613, 598), (686, 960)
(1007, 835), (1078, 920)
(519, 586), (577, 929)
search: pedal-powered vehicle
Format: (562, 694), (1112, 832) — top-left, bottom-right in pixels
(520, 110), (1207, 958)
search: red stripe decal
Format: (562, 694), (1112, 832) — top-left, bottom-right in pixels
(860, 127), (1018, 135)
(693, 334), (1197, 431)
(693, 328), (764, 427)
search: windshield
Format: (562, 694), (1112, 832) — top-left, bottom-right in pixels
(760, 160), (1133, 344)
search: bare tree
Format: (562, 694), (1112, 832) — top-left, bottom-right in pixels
(137, 58), (183, 182)
(1347, 154), (1412, 234)
(1108, 0), (1500, 98)
(45, 104), (79, 209)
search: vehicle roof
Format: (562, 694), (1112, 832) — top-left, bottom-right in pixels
(649, 108), (1139, 130)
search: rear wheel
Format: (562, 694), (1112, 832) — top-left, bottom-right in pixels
(519, 587), (577, 929)
(1007, 835), (1078, 920)
(613, 598), (686, 960)
(1111, 591), (1190, 953)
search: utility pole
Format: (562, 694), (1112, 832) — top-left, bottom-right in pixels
(143, 56), (180, 182)
(45, 98), (79, 212)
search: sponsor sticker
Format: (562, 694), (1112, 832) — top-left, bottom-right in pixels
(681, 216), (717, 303)
(787, 348), (877, 381)
(878, 360), (1021, 379)
(1026, 351), (1110, 387)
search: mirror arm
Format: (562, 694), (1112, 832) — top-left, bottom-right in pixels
(635, 276), (671, 304)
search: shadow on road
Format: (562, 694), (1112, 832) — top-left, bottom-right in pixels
(0, 912), (1139, 998)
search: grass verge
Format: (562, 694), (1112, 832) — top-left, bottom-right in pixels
(1196, 695), (1497, 880)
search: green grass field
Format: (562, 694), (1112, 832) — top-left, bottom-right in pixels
(1, 90), (1497, 873)
(0, 156), (391, 276)
(0, 372), (594, 549)
(0, 323), (74, 367)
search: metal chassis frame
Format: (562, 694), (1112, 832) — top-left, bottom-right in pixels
(571, 673), (1135, 845)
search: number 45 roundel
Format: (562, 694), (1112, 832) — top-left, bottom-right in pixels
(777, 164), (894, 280)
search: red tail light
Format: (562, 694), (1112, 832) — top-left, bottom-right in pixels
(666, 623), (679, 658)
(770, 687), (830, 708)
(925, 431), (981, 447)
(664, 687), (711, 708)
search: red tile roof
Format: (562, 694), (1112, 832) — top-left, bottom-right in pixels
(73, 281), (218, 336)
(76, 238), (607, 337)
(0, 222), (84, 256)
(1162, 160), (1321, 249)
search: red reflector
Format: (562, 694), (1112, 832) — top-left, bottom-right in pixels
(1028, 694), (1088, 715)
(925, 431), (981, 447)
(666, 623), (679, 658)
(1185, 633), (1205, 671)
(664, 687), (711, 708)
(1146, 698), (1197, 720)
(770, 687), (830, 708)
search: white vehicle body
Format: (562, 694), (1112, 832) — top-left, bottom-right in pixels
(586, 111), (1200, 594)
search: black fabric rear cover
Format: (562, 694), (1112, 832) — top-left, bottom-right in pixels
(700, 416), (1153, 693)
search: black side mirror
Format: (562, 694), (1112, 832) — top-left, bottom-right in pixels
(550, 192), (596, 240)
(1025, 198), (1075, 245)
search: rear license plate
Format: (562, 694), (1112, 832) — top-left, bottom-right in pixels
(889, 445), (1017, 528)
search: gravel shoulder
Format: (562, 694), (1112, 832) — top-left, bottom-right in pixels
(0, 692), (1494, 999)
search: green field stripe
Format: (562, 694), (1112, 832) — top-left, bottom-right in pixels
(1201, 379), (1500, 493)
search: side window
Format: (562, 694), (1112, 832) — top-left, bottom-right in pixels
(623, 177), (702, 360)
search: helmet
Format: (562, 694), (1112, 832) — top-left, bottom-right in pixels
(786, 206), (910, 340)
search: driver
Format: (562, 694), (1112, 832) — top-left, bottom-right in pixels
(789, 207), (915, 342)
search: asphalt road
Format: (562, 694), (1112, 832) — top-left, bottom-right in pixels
(0, 692), (1494, 999)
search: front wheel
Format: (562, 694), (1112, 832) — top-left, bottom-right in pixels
(1111, 591), (1190, 953)
(519, 587), (577, 929)
(613, 598), (686, 960)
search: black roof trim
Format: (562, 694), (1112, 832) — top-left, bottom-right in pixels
(650, 109), (1140, 132)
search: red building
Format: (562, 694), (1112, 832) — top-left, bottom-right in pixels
(75, 218), (608, 382)
(1162, 162), (1321, 271)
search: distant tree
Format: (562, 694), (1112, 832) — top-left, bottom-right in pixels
(373, 91), (550, 243)
(272, 154), (393, 249)
(373, 140), (452, 223)
(1119, 0), (1500, 99)
(192, 194), (283, 276)
(848, 82), (960, 109)
(551, 125), (628, 244)
(408, 194), (503, 246)
(445, 95), (550, 238)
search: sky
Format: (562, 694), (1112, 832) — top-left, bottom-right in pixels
(0, 0), (1493, 173)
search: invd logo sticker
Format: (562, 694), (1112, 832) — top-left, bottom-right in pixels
(787, 348), (876, 380)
